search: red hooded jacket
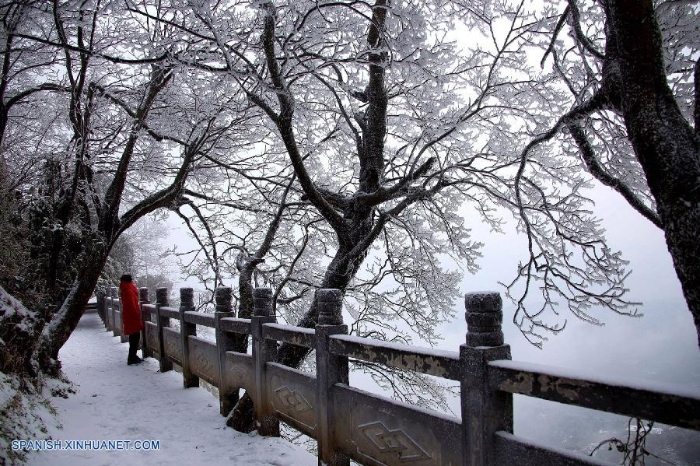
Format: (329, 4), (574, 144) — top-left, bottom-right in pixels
(120, 281), (143, 335)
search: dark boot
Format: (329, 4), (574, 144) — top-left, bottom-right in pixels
(127, 333), (142, 365)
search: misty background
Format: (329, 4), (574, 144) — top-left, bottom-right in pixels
(439, 182), (700, 464)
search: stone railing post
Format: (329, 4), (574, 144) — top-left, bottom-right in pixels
(214, 287), (238, 416)
(96, 291), (106, 326)
(116, 286), (126, 341)
(251, 287), (280, 436)
(104, 289), (112, 331)
(315, 288), (350, 466)
(460, 292), (513, 466)
(139, 287), (151, 359)
(155, 287), (173, 373)
(179, 288), (199, 388)
(110, 287), (118, 336)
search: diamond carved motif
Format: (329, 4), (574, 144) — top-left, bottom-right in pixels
(275, 386), (313, 413)
(359, 421), (432, 463)
(193, 346), (214, 376)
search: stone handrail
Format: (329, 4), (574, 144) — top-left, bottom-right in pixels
(98, 287), (699, 466)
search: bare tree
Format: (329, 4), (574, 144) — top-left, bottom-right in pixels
(127, 0), (640, 429)
(523, 0), (700, 346)
(590, 418), (676, 465)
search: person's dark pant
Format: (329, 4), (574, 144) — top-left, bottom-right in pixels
(128, 332), (141, 363)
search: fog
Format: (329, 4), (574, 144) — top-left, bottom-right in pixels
(441, 183), (700, 385)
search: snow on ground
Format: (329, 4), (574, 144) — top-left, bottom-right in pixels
(27, 312), (316, 466)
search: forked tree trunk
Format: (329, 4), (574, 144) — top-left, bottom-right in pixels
(0, 239), (109, 379)
(229, 0), (390, 431)
(228, 243), (366, 432)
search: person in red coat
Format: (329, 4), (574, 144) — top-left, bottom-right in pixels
(120, 274), (143, 365)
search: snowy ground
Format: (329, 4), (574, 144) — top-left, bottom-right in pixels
(27, 312), (316, 466)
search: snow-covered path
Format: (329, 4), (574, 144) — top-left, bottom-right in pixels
(30, 312), (316, 466)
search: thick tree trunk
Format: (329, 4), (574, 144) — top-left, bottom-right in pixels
(608, 1), (700, 346)
(228, 242), (366, 432)
(233, 257), (265, 352)
(33, 241), (109, 375)
(220, 263), (254, 424)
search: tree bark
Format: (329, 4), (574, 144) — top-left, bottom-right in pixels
(607, 0), (700, 346)
(33, 240), (109, 376)
(232, 258), (259, 353)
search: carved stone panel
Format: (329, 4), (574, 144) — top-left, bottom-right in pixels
(163, 328), (182, 364)
(275, 386), (313, 413)
(145, 322), (158, 354)
(334, 385), (461, 466)
(357, 421), (432, 463)
(267, 363), (317, 438)
(188, 336), (219, 386)
(223, 352), (254, 393)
